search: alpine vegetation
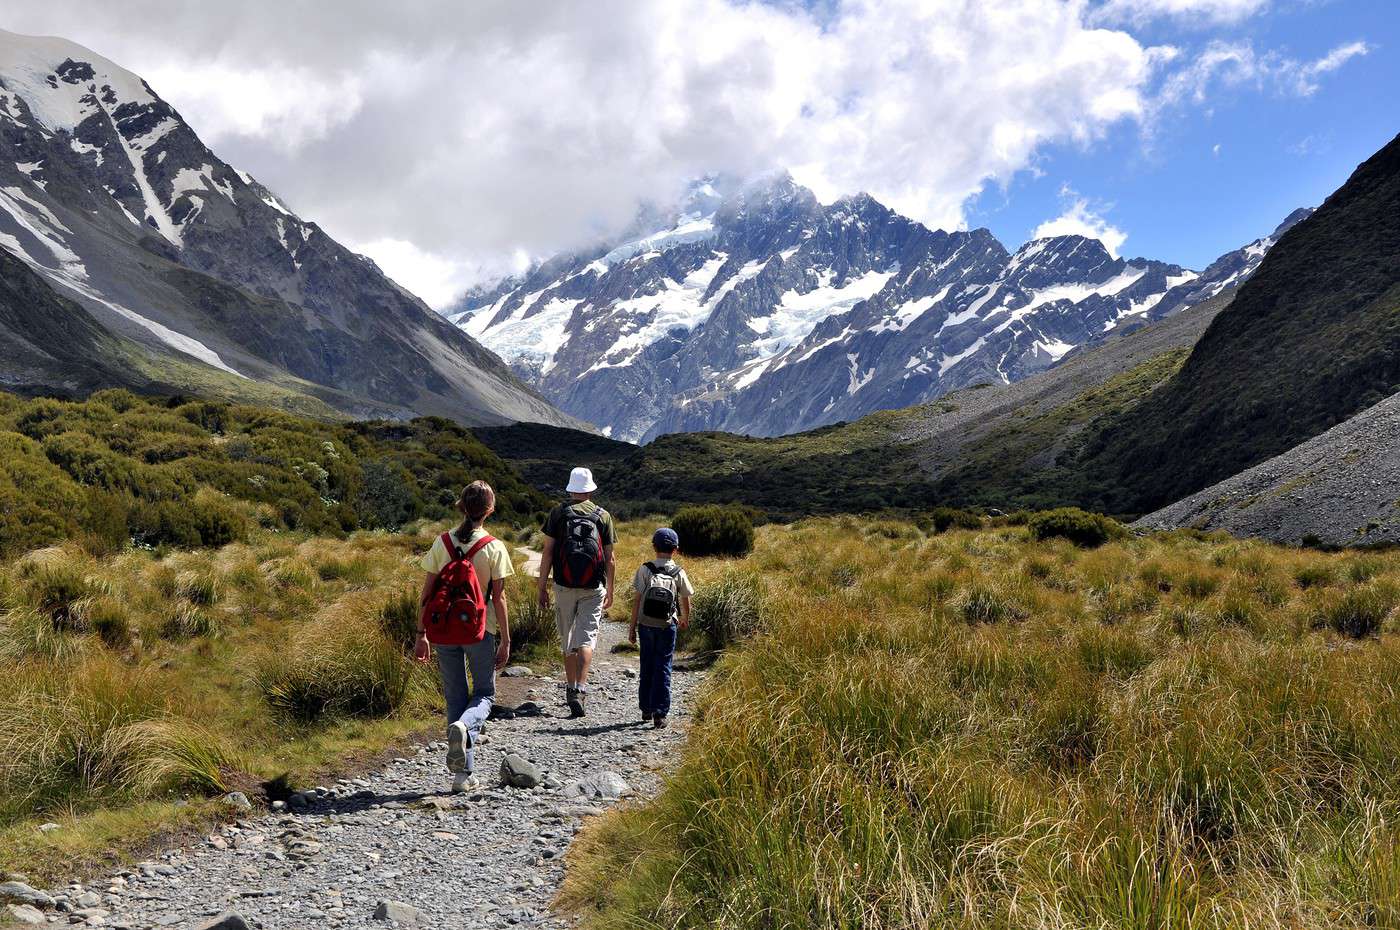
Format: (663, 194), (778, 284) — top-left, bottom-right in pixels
(564, 519), (1400, 929)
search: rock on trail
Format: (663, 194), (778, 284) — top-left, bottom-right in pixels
(24, 618), (698, 929)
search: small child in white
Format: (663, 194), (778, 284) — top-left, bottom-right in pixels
(628, 527), (694, 728)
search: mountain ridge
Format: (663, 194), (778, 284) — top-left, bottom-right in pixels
(453, 173), (1303, 442)
(0, 28), (581, 429)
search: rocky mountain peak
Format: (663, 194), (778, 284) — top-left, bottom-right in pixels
(454, 175), (1306, 443)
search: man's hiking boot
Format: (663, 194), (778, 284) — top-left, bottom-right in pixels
(451, 772), (480, 794)
(641, 710), (653, 724)
(653, 714), (668, 729)
(446, 721), (470, 773)
(567, 687), (585, 719)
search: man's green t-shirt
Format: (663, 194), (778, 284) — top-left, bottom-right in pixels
(542, 499), (618, 547)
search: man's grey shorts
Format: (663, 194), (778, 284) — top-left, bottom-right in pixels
(554, 584), (604, 653)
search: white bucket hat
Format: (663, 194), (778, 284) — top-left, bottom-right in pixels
(566, 466), (598, 494)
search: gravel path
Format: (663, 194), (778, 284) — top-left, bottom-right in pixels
(15, 618), (699, 930)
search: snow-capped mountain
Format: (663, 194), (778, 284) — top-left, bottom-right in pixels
(452, 175), (1296, 441)
(0, 29), (574, 427)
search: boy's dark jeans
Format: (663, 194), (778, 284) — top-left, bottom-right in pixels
(638, 623), (677, 718)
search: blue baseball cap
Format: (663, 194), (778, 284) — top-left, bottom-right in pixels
(652, 527), (680, 550)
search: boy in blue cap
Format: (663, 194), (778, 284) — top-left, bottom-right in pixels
(629, 527), (694, 728)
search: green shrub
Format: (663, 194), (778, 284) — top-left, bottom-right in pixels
(159, 603), (220, 640)
(189, 492), (246, 547)
(672, 505), (755, 558)
(378, 588), (421, 653)
(681, 568), (764, 650)
(356, 459), (422, 530)
(927, 506), (983, 533)
(1027, 508), (1126, 548)
(956, 580), (1029, 624)
(505, 574), (554, 654)
(22, 563), (91, 629)
(1315, 584), (1398, 639)
(258, 624), (415, 722)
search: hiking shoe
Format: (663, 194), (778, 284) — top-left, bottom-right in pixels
(653, 714), (668, 729)
(446, 721), (470, 774)
(641, 710), (653, 724)
(451, 772), (480, 794)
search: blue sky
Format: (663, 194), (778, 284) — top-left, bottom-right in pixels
(968, 1), (1398, 268)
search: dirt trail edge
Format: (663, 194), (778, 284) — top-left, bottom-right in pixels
(27, 593), (698, 928)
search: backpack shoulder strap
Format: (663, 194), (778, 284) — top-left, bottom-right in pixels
(441, 531), (462, 562)
(464, 534), (495, 561)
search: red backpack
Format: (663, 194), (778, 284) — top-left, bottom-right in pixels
(421, 532), (495, 646)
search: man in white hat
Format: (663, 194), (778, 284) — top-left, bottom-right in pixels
(537, 466), (617, 718)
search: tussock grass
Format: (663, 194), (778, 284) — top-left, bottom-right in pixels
(0, 520), (469, 880)
(256, 588), (433, 723)
(564, 520), (1400, 930)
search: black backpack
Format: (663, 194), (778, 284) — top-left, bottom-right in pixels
(640, 562), (681, 621)
(554, 506), (608, 588)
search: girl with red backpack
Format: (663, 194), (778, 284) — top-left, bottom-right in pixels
(416, 481), (514, 792)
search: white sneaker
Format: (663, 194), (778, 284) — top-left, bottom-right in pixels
(446, 722), (469, 774)
(451, 772), (480, 794)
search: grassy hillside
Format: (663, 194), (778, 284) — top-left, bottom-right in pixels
(1078, 132), (1400, 514)
(0, 388), (549, 558)
(565, 519), (1400, 929)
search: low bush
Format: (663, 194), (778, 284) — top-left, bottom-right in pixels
(956, 580), (1029, 624)
(258, 607), (418, 723)
(682, 568), (764, 651)
(671, 505), (755, 558)
(1027, 507), (1126, 548)
(506, 574), (555, 654)
(926, 506), (983, 533)
(0, 389), (548, 561)
(0, 659), (238, 817)
(158, 603), (220, 640)
(1314, 583), (1398, 638)
(377, 588), (421, 654)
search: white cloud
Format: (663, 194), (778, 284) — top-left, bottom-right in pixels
(350, 238), (485, 310)
(1, 1), (1363, 306)
(2, 0), (1166, 303)
(1157, 38), (1371, 106)
(1032, 189), (1128, 258)
(1212, 143), (1222, 156)
(1094, 0), (1269, 26)
(1294, 40), (1371, 95)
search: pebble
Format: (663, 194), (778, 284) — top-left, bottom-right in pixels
(500, 754), (544, 789)
(26, 620), (696, 930)
(223, 792), (253, 812)
(191, 914), (251, 930)
(561, 772), (632, 801)
(373, 899), (423, 924)
(5, 904), (45, 925)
